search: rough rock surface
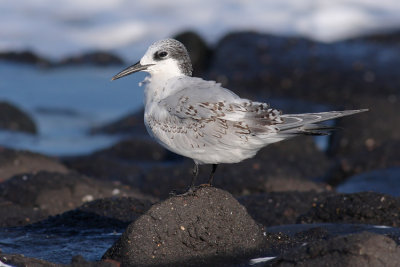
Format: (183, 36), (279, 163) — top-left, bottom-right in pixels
(0, 253), (59, 267)
(0, 171), (151, 227)
(239, 191), (334, 227)
(0, 147), (69, 182)
(103, 187), (265, 266)
(80, 137), (178, 162)
(78, 196), (156, 224)
(207, 32), (400, 104)
(0, 102), (37, 134)
(23, 196), (157, 231)
(326, 141), (400, 186)
(298, 192), (400, 227)
(269, 232), (400, 267)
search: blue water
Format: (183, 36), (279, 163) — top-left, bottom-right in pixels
(0, 62), (146, 156)
(0, 226), (122, 264)
(337, 167), (400, 197)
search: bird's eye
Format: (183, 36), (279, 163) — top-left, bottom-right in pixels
(158, 51), (168, 58)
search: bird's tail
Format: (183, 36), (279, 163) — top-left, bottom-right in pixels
(276, 109), (368, 136)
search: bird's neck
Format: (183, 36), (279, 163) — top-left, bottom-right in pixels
(143, 72), (185, 106)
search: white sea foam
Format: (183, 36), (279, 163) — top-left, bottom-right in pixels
(0, 0), (399, 59)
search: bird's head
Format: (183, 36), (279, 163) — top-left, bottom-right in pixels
(112, 38), (193, 81)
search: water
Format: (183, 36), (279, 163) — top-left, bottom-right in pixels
(0, 226), (122, 264)
(337, 167), (400, 196)
(0, 62), (146, 156)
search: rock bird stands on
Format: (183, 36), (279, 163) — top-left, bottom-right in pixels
(112, 38), (367, 190)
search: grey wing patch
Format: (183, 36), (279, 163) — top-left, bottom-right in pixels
(163, 94), (284, 139)
(159, 78), (286, 141)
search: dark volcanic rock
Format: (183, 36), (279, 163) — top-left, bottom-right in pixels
(0, 253), (117, 267)
(0, 102), (37, 134)
(0, 253), (59, 267)
(64, 155), (143, 186)
(239, 191), (334, 227)
(0, 199), (48, 227)
(0, 147), (69, 182)
(324, 97), (400, 184)
(214, 137), (331, 195)
(207, 32), (400, 105)
(0, 171), (149, 227)
(0, 50), (51, 66)
(0, 50), (123, 67)
(269, 232), (400, 267)
(71, 255), (118, 267)
(63, 137), (181, 189)
(351, 29), (400, 45)
(327, 141), (400, 186)
(103, 187), (265, 266)
(256, 223), (400, 265)
(78, 196), (156, 223)
(329, 96), (400, 157)
(88, 137), (179, 162)
(298, 192), (400, 227)
(28, 196), (156, 230)
(58, 51), (124, 66)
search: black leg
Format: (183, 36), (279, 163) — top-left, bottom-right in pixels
(207, 164), (218, 186)
(190, 163), (199, 188)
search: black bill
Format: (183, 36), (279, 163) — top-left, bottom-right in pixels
(111, 61), (154, 81)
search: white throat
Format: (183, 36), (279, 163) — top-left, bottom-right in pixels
(141, 60), (185, 106)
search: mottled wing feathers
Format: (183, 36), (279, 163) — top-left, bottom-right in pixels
(160, 77), (283, 134)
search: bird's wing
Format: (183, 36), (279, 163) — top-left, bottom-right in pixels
(160, 77), (283, 133)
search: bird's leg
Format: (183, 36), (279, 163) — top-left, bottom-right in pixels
(207, 164), (218, 186)
(170, 163), (199, 196)
(190, 163), (199, 189)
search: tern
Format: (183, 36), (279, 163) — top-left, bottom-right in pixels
(112, 38), (367, 189)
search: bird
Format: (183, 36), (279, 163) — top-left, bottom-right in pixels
(111, 38), (367, 190)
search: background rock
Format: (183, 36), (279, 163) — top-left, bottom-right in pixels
(239, 191), (334, 227)
(0, 171), (152, 227)
(269, 232), (400, 267)
(298, 192), (400, 227)
(0, 51), (51, 66)
(0, 147), (68, 182)
(0, 50), (124, 67)
(58, 51), (124, 66)
(207, 32), (400, 105)
(0, 102), (37, 134)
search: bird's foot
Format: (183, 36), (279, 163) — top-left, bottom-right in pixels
(169, 184), (213, 197)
